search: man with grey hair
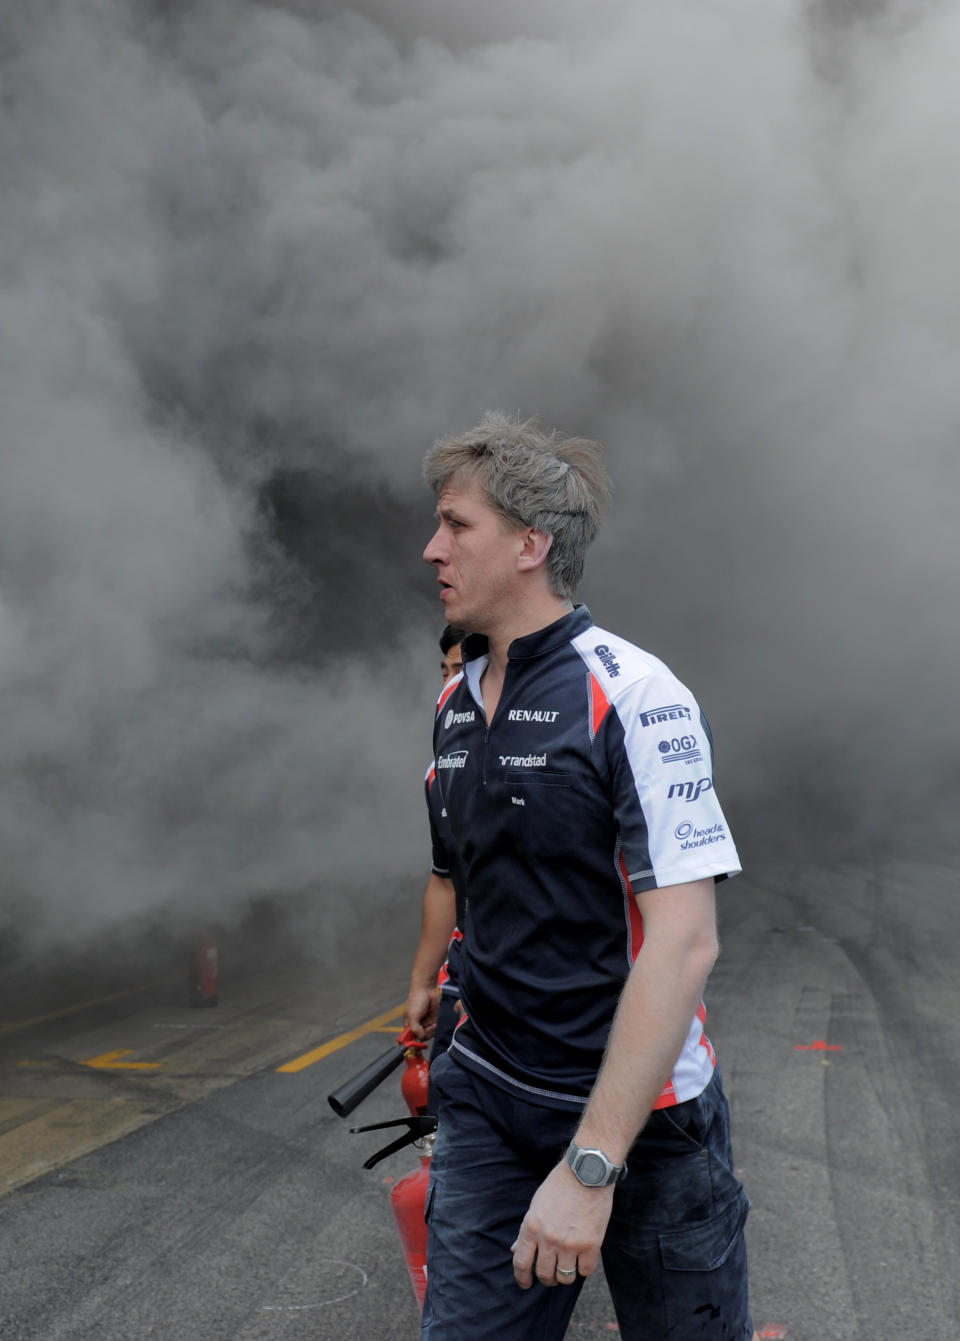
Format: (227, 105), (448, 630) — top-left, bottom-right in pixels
(417, 413), (755, 1340)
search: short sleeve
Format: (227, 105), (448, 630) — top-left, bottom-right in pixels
(602, 674), (741, 890)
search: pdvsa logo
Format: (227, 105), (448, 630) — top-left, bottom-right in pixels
(444, 708), (476, 729)
(438, 750), (469, 770)
(667, 778), (713, 803)
(594, 644), (621, 678)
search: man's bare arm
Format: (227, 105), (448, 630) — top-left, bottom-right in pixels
(512, 877), (719, 1287)
(403, 872), (458, 1041)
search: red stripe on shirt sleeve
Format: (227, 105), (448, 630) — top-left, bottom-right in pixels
(618, 850), (645, 962)
(589, 672), (611, 737)
(436, 676), (461, 715)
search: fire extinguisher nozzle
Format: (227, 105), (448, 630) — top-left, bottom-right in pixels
(327, 1044), (407, 1118)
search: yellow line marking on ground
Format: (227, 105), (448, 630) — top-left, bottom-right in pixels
(81, 1050), (162, 1071)
(0, 982), (164, 1036)
(276, 1004), (404, 1074)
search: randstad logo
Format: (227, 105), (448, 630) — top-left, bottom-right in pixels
(444, 708), (476, 729)
(667, 778), (713, 803)
(438, 750), (469, 770)
(594, 644), (621, 678)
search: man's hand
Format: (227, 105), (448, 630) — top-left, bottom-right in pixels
(403, 984), (438, 1042)
(511, 1161), (614, 1288)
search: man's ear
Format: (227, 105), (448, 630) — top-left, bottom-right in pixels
(517, 528), (553, 573)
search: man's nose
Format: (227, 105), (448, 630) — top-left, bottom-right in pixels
(423, 527), (444, 564)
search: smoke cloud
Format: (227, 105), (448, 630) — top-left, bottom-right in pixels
(2, 0), (957, 963)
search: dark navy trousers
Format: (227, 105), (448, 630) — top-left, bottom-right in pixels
(422, 1054), (753, 1341)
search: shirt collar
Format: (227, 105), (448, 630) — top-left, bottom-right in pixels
(461, 605), (592, 666)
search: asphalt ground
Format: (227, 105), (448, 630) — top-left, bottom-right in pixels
(0, 846), (956, 1340)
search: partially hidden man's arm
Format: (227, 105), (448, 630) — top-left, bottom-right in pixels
(403, 872), (458, 1041)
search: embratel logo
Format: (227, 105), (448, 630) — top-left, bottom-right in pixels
(657, 735), (703, 766)
(639, 704), (692, 727)
(594, 645), (621, 678)
(674, 821), (726, 850)
(667, 778), (713, 803)
(438, 750), (469, 770)
(444, 708), (476, 729)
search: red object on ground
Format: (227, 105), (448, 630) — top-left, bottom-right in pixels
(189, 931), (219, 1008)
(794, 1039), (842, 1051)
(390, 1154), (431, 1309)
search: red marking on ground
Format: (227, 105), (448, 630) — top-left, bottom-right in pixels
(757, 1325), (789, 1339)
(382, 1176), (395, 1185)
(604, 1326), (619, 1333)
(795, 1039), (842, 1051)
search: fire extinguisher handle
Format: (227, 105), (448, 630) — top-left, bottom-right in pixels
(349, 1115), (438, 1169)
(396, 1026), (429, 1050)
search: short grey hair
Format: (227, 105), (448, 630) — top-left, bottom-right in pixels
(424, 412), (610, 601)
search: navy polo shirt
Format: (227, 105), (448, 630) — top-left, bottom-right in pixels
(431, 605), (740, 1111)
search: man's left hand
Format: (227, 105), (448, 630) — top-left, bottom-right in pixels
(511, 1161), (614, 1289)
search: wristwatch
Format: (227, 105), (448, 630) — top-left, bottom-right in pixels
(564, 1142), (627, 1187)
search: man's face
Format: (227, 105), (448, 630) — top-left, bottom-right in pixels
(423, 475), (525, 636)
(440, 644), (463, 684)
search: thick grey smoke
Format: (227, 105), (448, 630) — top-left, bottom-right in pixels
(2, 0), (957, 961)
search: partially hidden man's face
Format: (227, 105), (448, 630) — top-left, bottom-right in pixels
(440, 645), (463, 684)
(423, 475), (526, 636)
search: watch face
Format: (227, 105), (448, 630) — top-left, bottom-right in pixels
(577, 1152), (608, 1186)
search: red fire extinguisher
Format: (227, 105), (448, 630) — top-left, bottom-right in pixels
(389, 1148), (432, 1309)
(328, 1027), (435, 1311)
(189, 930), (219, 1008)
(390, 1041), (432, 1306)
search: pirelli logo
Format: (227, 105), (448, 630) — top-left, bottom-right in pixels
(639, 704), (692, 727)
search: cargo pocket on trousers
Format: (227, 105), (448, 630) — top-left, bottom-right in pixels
(659, 1192), (750, 1273)
(658, 1193), (751, 1334)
